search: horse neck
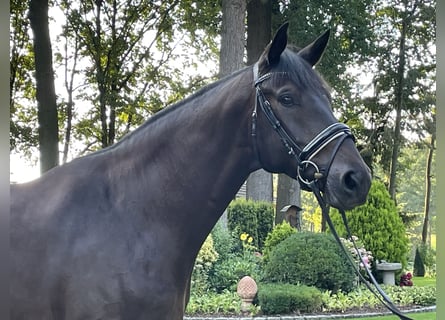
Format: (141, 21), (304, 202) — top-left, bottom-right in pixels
(108, 68), (258, 244)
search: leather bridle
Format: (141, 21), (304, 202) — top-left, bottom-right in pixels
(251, 63), (413, 320)
(251, 62), (353, 190)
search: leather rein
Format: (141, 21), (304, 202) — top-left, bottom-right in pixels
(251, 63), (412, 320)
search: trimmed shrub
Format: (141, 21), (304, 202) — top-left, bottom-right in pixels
(329, 180), (409, 268)
(262, 232), (356, 293)
(262, 221), (297, 263)
(227, 199), (274, 251)
(413, 247), (425, 276)
(258, 283), (323, 314)
(415, 243), (436, 276)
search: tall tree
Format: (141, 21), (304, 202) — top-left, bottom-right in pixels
(29, 0), (59, 173)
(421, 134), (435, 244)
(245, 0), (273, 202)
(11, 0), (221, 162)
(365, 0), (435, 193)
(10, 0), (38, 156)
(219, 0), (246, 77)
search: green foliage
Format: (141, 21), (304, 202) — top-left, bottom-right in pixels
(262, 232), (356, 293)
(186, 290), (241, 315)
(227, 199), (274, 251)
(208, 253), (261, 293)
(414, 247), (426, 277)
(262, 221), (297, 263)
(190, 234), (218, 294)
(330, 180), (409, 268)
(208, 221), (261, 293)
(322, 285), (436, 312)
(210, 220), (237, 261)
(186, 280), (436, 316)
(258, 283), (323, 315)
(10, 0), (221, 160)
(415, 243), (436, 277)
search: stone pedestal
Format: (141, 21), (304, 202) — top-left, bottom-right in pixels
(376, 262), (402, 285)
(237, 276), (258, 314)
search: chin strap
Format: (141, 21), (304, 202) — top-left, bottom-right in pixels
(309, 181), (413, 320)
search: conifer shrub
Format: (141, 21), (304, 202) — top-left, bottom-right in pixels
(227, 199), (274, 251)
(329, 180), (409, 268)
(413, 246), (425, 276)
(257, 283), (323, 314)
(262, 232), (356, 293)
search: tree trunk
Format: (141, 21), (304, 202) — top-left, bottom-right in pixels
(246, 0), (273, 202)
(29, 0), (59, 173)
(275, 174), (300, 224)
(219, 0), (246, 77)
(62, 25), (79, 164)
(421, 135), (435, 244)
(388, 17), (407, 201)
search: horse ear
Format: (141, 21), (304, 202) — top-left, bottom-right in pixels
(298, 29), (330, 66)
(267, 22), (289, 66)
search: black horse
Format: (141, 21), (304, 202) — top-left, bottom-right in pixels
(10, 24), (371, 320)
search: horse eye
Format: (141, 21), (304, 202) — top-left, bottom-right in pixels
(279, 95), (295, 107)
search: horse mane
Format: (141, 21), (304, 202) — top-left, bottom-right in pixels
(87, 66), (251, 156)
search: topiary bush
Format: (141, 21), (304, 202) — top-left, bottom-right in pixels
(257, 283), (323, 314)
(227, 199), (274, 251)
(413, 246), (425, 276)
(329, 180), (409, 268)
(262, 221), (297, 264)
(262, 232), (356, 293)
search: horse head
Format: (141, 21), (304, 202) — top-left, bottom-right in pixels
(251, 23), (371, 210)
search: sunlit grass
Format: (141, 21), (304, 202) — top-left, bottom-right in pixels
(348, 311), (435, 320)
(413, 276), (436, 287)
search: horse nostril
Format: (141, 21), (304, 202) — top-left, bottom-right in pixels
(343, 170), (359, 191)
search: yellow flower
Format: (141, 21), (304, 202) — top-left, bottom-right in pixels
(247, 236), (253, 244)
(240, 233), (248, 241)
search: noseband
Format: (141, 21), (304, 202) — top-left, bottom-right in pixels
(251, 63), (413, 320)
(251, 63), (353, 190)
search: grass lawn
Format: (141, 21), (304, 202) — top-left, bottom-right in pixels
(348, 311), (435, 320)
(412, 276), (436, 287)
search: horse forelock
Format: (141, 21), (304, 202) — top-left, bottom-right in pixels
(269, 48), (332, 101)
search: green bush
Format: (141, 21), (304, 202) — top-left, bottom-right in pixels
(211, 220), (237, 261)
(191, 234), (219, 294)
(209, 253), (261, 293)
(227, 199), (274, 251)
(415, 243), (436, 276)
(262, 232), (356, 293)
(186, 290), (241, 315)
(322, 285), (436, 312)
(262, 221), (297, 263)
(208, 220), (262, 293)
(414, 246), (425, 276)
(330, 180), (409, 268)
(258, 283), (323, 314)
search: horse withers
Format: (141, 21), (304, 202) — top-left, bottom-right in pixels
(10, 23), (371, 320)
